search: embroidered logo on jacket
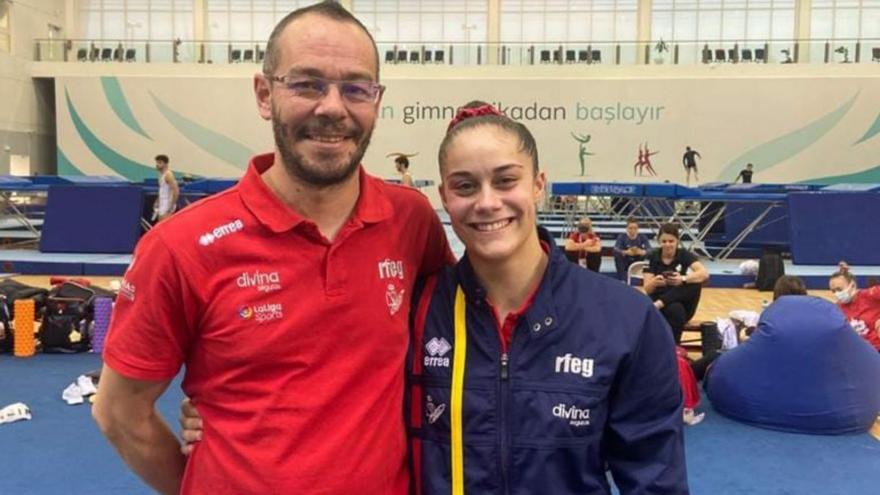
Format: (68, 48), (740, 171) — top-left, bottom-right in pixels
(553, 403), (591, 427)
(385, 284), (405, 316)
(555, 353), (594, 378)
(425, 395), (446, 424)
(424, 337), (452, 368)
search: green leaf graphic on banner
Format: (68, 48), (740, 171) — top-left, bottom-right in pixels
(718, 94), (857, 181)
(854, 112), (880, 145)
(57, 147), (83, 175)
(801, 164), (880, 185)
(101, 77), (151, 139)
(65, 88), (157, 181)
(150, 92), (253, 169)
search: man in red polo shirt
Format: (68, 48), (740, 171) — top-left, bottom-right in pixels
(92, 3), (450, 494)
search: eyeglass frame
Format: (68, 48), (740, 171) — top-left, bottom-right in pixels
(264, 73), (385, 104)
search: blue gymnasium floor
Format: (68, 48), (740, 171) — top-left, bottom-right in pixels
(1, 353), (878, 494)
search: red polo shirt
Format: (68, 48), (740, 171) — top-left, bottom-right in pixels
(839, 285), (880, 351)
(104, 153), (451, 494)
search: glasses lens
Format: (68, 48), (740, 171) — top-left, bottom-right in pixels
(286, 78), (326, 99)
(341, 82), (377, 103)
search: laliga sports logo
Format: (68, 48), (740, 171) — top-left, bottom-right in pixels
(238, 303), (283, 323)
(199, 219), (244, 246)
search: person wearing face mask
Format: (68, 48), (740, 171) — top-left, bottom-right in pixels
(612, 217), (651, 281)
(830, 269), (880, 352)
(564, 217), (602, 272)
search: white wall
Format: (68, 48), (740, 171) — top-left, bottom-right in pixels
(0, 0), (65, 173)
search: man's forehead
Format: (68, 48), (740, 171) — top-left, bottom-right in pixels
(276, 14), (377, 76)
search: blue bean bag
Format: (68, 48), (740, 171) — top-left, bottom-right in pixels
(706, 295), (880, 434)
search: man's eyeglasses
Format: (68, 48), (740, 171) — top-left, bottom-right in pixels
(265, 74), (384, 104)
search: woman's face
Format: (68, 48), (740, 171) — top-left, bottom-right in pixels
(659, 233), (678, 255)
(439, 126), (545, 265)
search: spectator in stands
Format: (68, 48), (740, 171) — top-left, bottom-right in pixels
(644, 223), (710, 343)
(613, 217), (651, 280)
(829, 269), (880, 352)
(153, 154), (179, 222)
(565, 217), (602, 272)
(734, 163), (754, 184)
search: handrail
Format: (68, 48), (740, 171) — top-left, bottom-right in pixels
(32, 37), (880, 66)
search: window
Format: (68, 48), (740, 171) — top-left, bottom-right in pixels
(500, 0), (638, 43)
(206, 0), (322, 42)
(811, 0), (880, 39)
(0, 0), (10, 53)
(351, 1), (488, 44)
(651, 0), (795, 42)
(77, 0), (194, 41)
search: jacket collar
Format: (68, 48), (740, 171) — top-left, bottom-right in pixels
(239, 153), (393, 233)
(455, 226), (562, 338)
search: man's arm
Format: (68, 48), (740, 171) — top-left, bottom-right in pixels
(166, 173), (180, 208)
(605, 305), (688, 493)
(92, 365), (186, 495)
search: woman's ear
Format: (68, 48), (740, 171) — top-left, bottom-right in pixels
(533, 170), (547, 203)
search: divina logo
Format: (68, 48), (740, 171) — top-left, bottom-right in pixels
(237, 271), (281, 293)
(238, 303), (283, 323)
(553, 403), (591, 427)
(198, 219), (244, 246)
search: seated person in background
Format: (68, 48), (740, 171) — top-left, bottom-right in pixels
(613, 217), (651, 281)
(564, 217), (602, 272)
(705, 295), (880, 434)
(829, 269), (880, 352)
(643, 223), (710, 344)
(690, 275), (808, 381)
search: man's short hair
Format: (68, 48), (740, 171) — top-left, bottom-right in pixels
(155, 154), (169, 164)
(262, 1), (380, 81)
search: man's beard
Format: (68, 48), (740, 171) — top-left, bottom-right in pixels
(272, 107), (372, 188)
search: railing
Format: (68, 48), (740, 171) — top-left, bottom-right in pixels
(34, 38), (880, 66)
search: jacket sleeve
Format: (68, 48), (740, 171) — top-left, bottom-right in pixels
(604, 304), (689, 494)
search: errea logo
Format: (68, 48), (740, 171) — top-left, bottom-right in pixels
(424, 337), (452, 368)
(199, 219), (244, 246)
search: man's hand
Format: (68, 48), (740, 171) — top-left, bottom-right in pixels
(179, 398), (204, 455)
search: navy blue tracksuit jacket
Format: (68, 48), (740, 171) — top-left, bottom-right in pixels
(406, 229), (688, 494)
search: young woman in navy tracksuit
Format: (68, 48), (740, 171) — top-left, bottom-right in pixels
(406, 102), (688, 494)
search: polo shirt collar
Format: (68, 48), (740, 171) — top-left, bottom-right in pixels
(238, 153), (393, 233)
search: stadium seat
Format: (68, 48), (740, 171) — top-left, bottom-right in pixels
(565, 50), (576, 63)
(714, 49), (726, 62)
(540, 50), (550, 63)
(591, 50), (601, 63)
(231, 49), (242, 63)
(434, 50), (444, 63)
(76, 48), (88, 61)
(125, 48), (136, 62)
(741, 49), (753, 62)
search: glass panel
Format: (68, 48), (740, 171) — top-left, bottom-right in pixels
(568, 12), (591, 41)
(500, 13), (522, 42)
(833, 8), (859, 39)
(810, 8), (832, 39)
(745, 9), (770, 40)
(592, 12), (614, 40)
(770, 8), (794, 40)
(722, 9), (746, 40)
(697, 10), (722, 40)
(862, 9), (880, 38)
(673, 11), (698, 41)
(651, 11), (674, 41)
(399, 12), (420, 41)
(104, 11), (125, 39)
(208, 12), (230, 40)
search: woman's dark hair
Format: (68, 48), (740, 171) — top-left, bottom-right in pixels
(772, 275), (807, 301)
(657, 222), (680, 239)
(394, 155), (409, 169)
(438, 100), (539, 175)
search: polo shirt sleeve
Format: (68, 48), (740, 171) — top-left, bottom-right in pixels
(638, 234), (651, 251)
(418, 204), (455, 275)
(103, 230), (197, 381)
(862, 285), (880, 303)
(604, 304), (688, 493)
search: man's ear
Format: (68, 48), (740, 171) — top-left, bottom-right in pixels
(254, 73), (272, 121)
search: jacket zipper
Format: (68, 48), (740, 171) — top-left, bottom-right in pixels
(499, 351), (510, 495)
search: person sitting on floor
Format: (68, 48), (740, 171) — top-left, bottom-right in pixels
(613, 217), (651, 281)
(643, 223), (710, 344)
(829, 268), (880, 352)
(564, 217), (602, 272)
